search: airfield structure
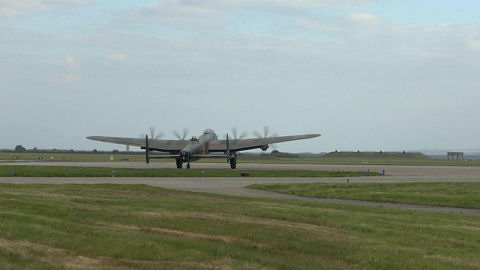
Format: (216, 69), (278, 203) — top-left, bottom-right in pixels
(447, 152), (464, 160)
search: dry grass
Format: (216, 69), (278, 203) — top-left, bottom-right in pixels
(0, 184), (479, 269)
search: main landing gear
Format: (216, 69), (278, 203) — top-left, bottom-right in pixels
(176, 158), (190, 169)
(175, 157), (190, 169)
(176, 158), (183, 169)
(229, 157), (237, 169)
(175, 158), (190, 169)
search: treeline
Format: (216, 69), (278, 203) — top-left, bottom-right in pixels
(2, 146), (143, 155)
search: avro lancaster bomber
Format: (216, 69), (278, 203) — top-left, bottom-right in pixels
(88, 129), (320, 169)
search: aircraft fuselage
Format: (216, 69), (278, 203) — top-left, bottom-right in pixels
(179, 129), (218, 163)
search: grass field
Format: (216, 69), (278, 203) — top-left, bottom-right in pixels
(2, 152), (480, 166)
(0, 166), (381, 178)
(0, 184), (480, 269)
(251, 182), (480, 209)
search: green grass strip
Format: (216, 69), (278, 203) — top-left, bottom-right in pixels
(1, 166), (381, 177)
(251, 182), (480, 209)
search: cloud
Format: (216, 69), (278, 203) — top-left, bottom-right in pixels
(104, 53), (126, 63)
(0, 0), (87, 17)
(65, 55), (76, 68)
(291, 13), (480, 60)
(175, 0), (383, 11)
(52, 74), (81, 84)
(470, 39), (480, 52)
(143, 1), (217, 16)
(126, 0), (384, 31)
(129, 1), (220, 31)
(350, 13), (379, 23)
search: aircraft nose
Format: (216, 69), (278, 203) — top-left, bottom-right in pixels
(180, 150), (190, 158)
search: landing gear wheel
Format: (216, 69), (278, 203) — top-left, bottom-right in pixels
(187, 163), (191, 169)
(230, 158), (237, 169)
(176, 158), (183, 169)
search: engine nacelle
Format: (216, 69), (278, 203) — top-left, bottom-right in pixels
(260, 145), (269, 151)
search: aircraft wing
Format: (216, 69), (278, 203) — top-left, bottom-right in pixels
(87, 136), (189, 152)
(207, 134), (321, 152)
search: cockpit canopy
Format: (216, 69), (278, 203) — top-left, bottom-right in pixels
(203, 129), (217, 139)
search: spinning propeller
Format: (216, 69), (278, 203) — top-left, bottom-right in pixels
(231, 127), (248, 140)
(173, 128), (189, 140)
(253, 126), (278, 139)
(222, 128), (248, 143)
(254, 126), (278, 150)
(139, 126), (164, 139)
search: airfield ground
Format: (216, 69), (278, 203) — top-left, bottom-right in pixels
(5, 160), (480, 177)
(0, 160), (480, 269)
(2, 151), (480, 166)
(0, 183), (480, 269)
(0, 166), (381, 178)
(251, 182), (480, 209)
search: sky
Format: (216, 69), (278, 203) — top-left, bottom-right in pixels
(1, 0), (480, 153)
